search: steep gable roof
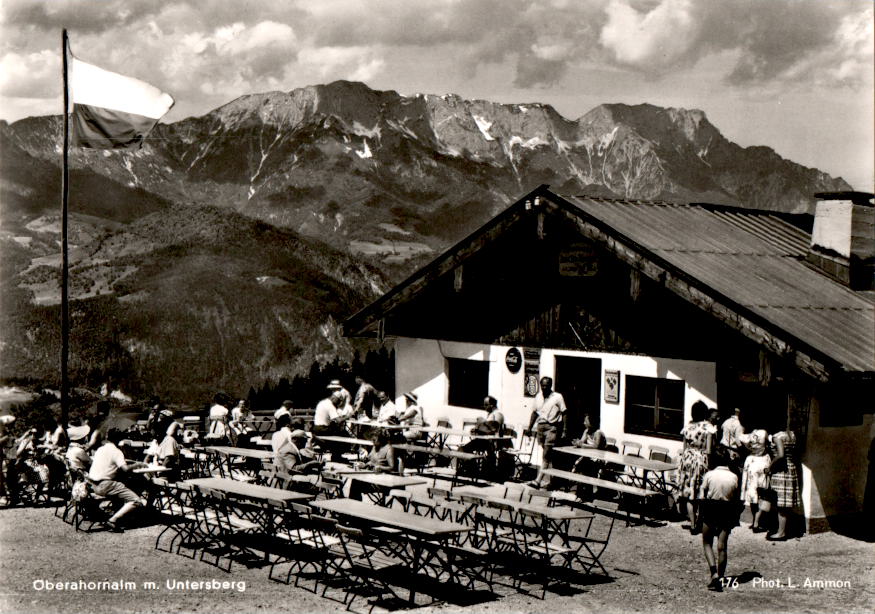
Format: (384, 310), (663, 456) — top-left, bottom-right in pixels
(345, 187), (874, 378)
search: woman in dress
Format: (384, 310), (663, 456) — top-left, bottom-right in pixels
(156, 421), (182, 481)
(366, 429), (396, 472)
(677, 400), (716, 534)
(766, 426), (800, 541)
(739, 417), (770, 532)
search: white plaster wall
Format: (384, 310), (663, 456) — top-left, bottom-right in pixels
(802, 399), (875, 522)
(393, 336), (717, 461)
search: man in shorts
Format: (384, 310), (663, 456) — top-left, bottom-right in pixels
(526, 376), (567, 489)
(88, 428), (146, 531)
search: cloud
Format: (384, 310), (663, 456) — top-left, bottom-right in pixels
(0, 49), (56, 97)
(597, 0), (873, 89)
(0, 0), (870, 122)
(298, 46), (385, 83)
(600, 0), (698, 68)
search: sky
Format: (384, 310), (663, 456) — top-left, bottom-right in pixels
(1, 0), (872, 190)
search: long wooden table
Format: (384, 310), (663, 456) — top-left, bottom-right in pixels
(312, 498), (472, 602)
(553, 446), (676, 493)
(349, 473), (428, 505)
(203, 445), (274, 459)
(316, 435), (374, 447)
(312, 498), (470, 537)
(541, 467), (661, 525)
(185, 476), (312, 502)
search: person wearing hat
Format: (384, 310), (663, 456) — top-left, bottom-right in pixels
(272, 414), (322, 474)
(399, 392), (425, 441)
(274, 400), (294, 421)
(65, 425), (92, 474)
(327, 380), (353, 417)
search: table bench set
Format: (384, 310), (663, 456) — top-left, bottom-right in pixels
(129, 439), (617, 610)
(55, 428), (687, 611)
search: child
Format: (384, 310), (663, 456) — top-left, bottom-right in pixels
(698, 446), (740, 591)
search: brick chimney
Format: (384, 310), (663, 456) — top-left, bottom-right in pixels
(807, 192), (875, 290)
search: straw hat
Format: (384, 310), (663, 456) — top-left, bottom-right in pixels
(67, 425), (91, 441)
(290, 429), (308, 439)
(327, 380), (343, 390)
(403, 392), (418, 404)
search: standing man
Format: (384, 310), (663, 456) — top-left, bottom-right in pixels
(353, 376), (379, 419)
(526, 376), (567, 489)
(88, 428), (147, 531)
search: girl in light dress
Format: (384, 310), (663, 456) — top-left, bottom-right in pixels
(739, 416), (770, 533)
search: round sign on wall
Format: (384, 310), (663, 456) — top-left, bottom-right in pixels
(505, 347), (522, 373)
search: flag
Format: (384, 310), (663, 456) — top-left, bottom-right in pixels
(68, 46), (174, 149)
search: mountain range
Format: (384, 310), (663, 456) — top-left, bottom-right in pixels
(0, 80), (852, 403)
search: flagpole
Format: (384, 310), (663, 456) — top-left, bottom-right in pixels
(61, 29), (70, 436)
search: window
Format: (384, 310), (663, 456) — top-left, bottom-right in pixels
(625, 375), (685, 439)
(447, 358), (489, 409)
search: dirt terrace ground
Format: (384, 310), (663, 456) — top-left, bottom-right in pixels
(0, 502), (872, 614)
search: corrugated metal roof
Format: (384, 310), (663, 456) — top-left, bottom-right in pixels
(564, 196), (875, 373)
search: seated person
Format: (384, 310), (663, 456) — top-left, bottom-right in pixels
(155, 421), (182, 480)
(462, 396), (509, 481)
(205, 395), (230, 442)
(229, 399), (255, 446)
(274, 400), (294, 421)
(65, 425), (92, 474)
(312, 392), (348, 437)
(572, 414), (607, 450)
(88, 428), (147, 531)
(375, 391), (398, 424)
(571, 414), (608, 498)
(365, 429), (396, 472)
(272, 415), (322, 474)
(471, 395), (505, 436)
(399, 392), (425, 441)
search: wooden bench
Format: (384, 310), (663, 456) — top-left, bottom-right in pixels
(542, 468), (660, 525)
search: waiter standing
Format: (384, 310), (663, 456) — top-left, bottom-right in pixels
(526, 376), (567, 489)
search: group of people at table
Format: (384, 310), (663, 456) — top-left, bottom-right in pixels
(265, 379), (507, 477)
